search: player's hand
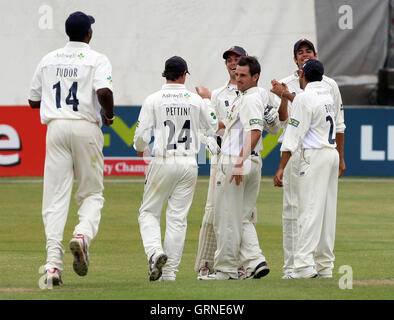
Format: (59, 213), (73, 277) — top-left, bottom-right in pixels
(137, 147), (150, 158)
(274, 168), (284, 187)
(338, 158), (346, 177)
(195, 86), (211, 99)
(101, 113), (114, 126)
(229, 160), (243, 186)
(270, 80), (288, 99)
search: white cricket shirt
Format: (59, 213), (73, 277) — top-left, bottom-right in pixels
(280, 81), (337, 153)
(210, 82), (239, 122)
(221, 86), (280, 156)
(275, 72), (346, 142)
(133, 83), (218, 157)
(29, 42), (113, 126)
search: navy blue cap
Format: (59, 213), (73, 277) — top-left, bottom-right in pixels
(294, 39), (316, 56)
(223, 46), (247, 59)
(164, 56), (190, 74)
(65, 11), (95, 38)
(302, 59), (324, 81)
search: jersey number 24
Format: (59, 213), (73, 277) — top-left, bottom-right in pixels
(164, 119), (192, 150)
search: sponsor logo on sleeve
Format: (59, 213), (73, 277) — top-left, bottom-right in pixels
(249, 118), (263, 126)
(289, 118), (300, 127)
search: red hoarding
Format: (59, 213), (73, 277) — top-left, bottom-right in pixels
(0, 106), (46, 176)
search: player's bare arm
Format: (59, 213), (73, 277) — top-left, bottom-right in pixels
(28, 99), (41, 109)
(195, 86), (211, 99)
(336, 132), (346, 177)
(230, 129), (261, 186)
(270, 80), (295, 103)
(274, 151), (291, 187)
(270, 80), (290, 121)
(97, 88), (114, 126)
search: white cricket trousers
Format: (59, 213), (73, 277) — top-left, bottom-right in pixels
(282, 148), (301, 275)
(138, 156), (198, 279)
(294, 148), (339, 276)
(214, 154), (266, 278)
(42, 119), (104, 271)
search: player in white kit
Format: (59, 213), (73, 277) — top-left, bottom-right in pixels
(28, 12), (114, 287)
(274, 59), (339, 279)
(204, 56), (280, 280)
(133, 56), (218, 281)
(270, 39), (345, 278)
(194, 46), (249, 279)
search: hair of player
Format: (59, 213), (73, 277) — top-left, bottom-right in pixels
(162, 70), (184, 81)
(68, 30), (89, 42)
(304, 70), (323, 82)
(237, 56), (261, 76)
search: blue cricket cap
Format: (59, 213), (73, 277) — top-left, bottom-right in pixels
(65, 11), (95, 38)
(302, 59), (324, 81)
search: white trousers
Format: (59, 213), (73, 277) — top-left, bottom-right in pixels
(214, 154), (266, 278)
(42, 119), (104, 271)
(138, 156), (198, 279)
(194, 154), (259, 272)
(281, 148), (301, 275)
(294, 148), (339, 275)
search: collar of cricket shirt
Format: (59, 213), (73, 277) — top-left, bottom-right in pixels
(162, 84), (186, 90)
(66, 41), (90, 49)
(304, 81), (323, 91)
(240, 86), (259, 96)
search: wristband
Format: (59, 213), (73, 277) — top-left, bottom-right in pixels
(104, 114), (115, 121)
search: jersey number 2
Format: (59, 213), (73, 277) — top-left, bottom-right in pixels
(164, 119), (192, 150)
(53, 81), (79, 111)
(326, 115), (336, 144)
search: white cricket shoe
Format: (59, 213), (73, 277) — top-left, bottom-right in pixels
(69, 234), (89, 276)
(148, 252), (168, 281)
(284, 267), (318, 279)
(159, 276), (176, 281)
(199, 272), (237, 280)
(197, 266), (211, 280)
(45, 268), (63, 287)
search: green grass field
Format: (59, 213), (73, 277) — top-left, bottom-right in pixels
(0, 177), (393, 301)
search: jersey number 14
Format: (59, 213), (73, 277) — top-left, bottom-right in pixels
(53, 81), (79, 111)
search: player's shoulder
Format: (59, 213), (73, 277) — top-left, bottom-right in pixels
(293, 89), (312, 104)
(322, 75), (339, 90)
(212, 84), (228, 96)
(279, 73), (298, 86)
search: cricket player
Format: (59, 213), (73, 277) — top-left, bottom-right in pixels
(194, 46), (250, 279)
(203, 56), (280, 280)
(274, 59), (339, 279)
(270, 39), (346, 278)
(28, 11), (114, 287)
(133, 56), (218, 281)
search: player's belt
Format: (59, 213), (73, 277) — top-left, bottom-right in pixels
(251, 151), (259, 156)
